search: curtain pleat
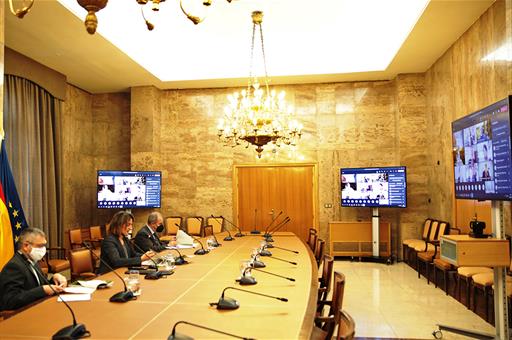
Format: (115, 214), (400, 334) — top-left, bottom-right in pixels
(3, 75), (63, 247)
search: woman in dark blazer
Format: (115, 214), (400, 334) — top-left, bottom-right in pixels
(98, 211), (154, 274)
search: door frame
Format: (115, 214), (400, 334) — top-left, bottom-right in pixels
(232, 163), (319, 233)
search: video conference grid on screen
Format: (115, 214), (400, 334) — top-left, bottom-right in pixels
(452, 97), (512, 200)
(340, 167), (407, 208)
(97, 170), (161, 209)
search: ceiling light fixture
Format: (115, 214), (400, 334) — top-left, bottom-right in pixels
(217, 11), (303, 159)
(9, 0), (232, 34)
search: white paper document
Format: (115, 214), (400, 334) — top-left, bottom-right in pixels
(58, 294), (91, 302)
(63, 286), (95, 294)
(77, 280), (113, 289)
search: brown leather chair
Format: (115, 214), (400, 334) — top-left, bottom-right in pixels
(312, 271), (346, 340)
(89, 225), (103, 242)
(69, 248), (96, 281)
(186, 217), (203, 236)
(315, 239), (325, 268)
(206, 216), (224, 233)
(318, 254), (334, 304)
(336, 309), (356, 340)
(165, 216), (182, 235)
(44, 247), (70, 274)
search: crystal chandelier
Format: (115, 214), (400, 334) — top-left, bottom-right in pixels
(217, 11), (303, 159)
(8, 0), (232, 34)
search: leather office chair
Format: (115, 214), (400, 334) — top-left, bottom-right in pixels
(313, 271), (346, 340)
(416, 221), (450, 282)
(69, 248), (96, 281)
(318, 254), (334, 304)
(402, 218), (433, 263)
(315, 239), (325, 268)
(89, 225), (103, 242)
(44, 247), (70, 274)
(165, 216), (182, 235)
(186, 217), (203, 236)
(336, 309), (356, 340)
(206, 216), (223, 233)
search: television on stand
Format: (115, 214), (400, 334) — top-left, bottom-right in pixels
(340, 166), (407, 264)
(97, 170), (162, 209)
(452, 96), (512, 201)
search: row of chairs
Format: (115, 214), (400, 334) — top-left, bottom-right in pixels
(307, 228), (355, 340)
(164, 216), (224, 237)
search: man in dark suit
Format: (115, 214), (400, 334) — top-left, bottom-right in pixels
(134, 212), (166, 252)
(0, 228), (67, 311)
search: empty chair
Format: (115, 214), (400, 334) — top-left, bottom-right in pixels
(206, 216), (224, 233)
(186, 217), (203, 236)
(402, 218), (432, 263)
(416, 221), (450, 282)
(308, 228), (318, 251)
(44, 247), (70, 274)
(68, 228), (84, 249)
(433, 257), (457, 295)
(312, 271), (346, 340)
(336, 309), (356, 340)
(457, 266), (493, 308)
(69, 248), (96, 281)
(89, 225), (103, 241)
(409, 220), (439, 267)
(315, 239), (325, 268)
(165, 216), (182, 235)
(318, 254), (334, 304)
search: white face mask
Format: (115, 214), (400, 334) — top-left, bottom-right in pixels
(30, 246), (46, 262)
(126, 232), (132, 240)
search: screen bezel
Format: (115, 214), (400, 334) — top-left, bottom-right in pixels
(96, 170), (162, 209)
(340, 166), (407, 208)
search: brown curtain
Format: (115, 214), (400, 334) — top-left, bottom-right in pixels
(2, 75), (63, 247)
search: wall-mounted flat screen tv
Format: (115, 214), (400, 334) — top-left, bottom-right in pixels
(97, 170), (161, 209)
(452, 96), (512, 200)
(340, 166), (407, 208)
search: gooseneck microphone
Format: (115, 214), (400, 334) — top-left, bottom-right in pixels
(211, 215), (234, 241)
(220, 215), (245, 237)
(209, 286), (288, 310)
(251, 208), (261, 234)
(168, 320), (255, 340)
(272, 246), (299, 254)
(203, 225), (221, 247)
(82, 242), (135, 303)
(167, 248), (188, 265)
(29, 261), (90, 339)
(237, 266), (295, 285)
(131, 242), (172, 279)
(263, 211), (283, 237)
(259, 243), (272, 257)
(265, 217), (291, 242)
(265, 255), (297, 266)
(174, 223), (209, 255)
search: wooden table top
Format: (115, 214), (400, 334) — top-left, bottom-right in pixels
(0, 232), (317, 339)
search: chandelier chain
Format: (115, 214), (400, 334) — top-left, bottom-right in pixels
(248, 21), (257, 91)
(259, 23), (270, 93)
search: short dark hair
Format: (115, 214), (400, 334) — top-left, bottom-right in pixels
(108, 211), (134, 237)
(18, 228), (46, 250)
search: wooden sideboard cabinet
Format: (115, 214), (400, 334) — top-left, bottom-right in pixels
(329, 221), (391, 257)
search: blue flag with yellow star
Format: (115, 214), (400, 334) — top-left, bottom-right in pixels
(0, 141), (29, 270)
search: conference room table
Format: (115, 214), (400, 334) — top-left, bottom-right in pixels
(0, 232), (318, 339)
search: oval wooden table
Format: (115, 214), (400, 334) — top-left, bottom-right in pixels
(0, 232), (318, 339)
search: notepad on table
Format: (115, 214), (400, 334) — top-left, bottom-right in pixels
(58, 294), (91, 302)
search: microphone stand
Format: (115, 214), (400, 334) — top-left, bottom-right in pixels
(211, 215), (234, 241)
(220, 215), (245, 237)
(263, 211), (283, 237)
(204, 225), (221, 247)
(264, 256), (297, 266)
(82, 243), (135, 303)
(265, 217), (291, 243)
(168, 320), (255, 340)
(237, 266), (295, 285)
(166, 248), (188, 265)
(131, 242), (172, 279)
(250, 208), (261, 234)
(209, 286), (288, 310)
(174, 223), (209, 255)
(30, 262), (90, 339)
(271, 245), (299, 254)
(259, 242), (273, 257)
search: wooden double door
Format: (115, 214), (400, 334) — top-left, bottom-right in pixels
(234, 164), (317, 242)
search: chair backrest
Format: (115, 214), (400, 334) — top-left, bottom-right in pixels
(165, 216), (182, 235)
(322, 271), (346, 339)
(206, 216), (224, 233)
(336, 310), (356, 340)
(319, 254), (334, 300)
(315, 239), (325, 267)
(186, 217), (203, 236)
(435, 221), (450, 241)
(90, 225), (103, 240)
(69, 228), (83, 249)
(427, 220), (439, 241)
(308, 228), (317, 250)
(421, 219), (433, 240)
(203, 225), (214, 237)
(69, 248), (94, 278)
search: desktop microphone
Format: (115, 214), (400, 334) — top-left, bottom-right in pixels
(220, 215), (245, 237)
(209, 286), (288, 310)
(168, 320), (255, 340)
(166, 248), (188, 265)
(236, 266), (295, 285)
(203, 225), (221, 247)
(259, 242), (272, 257)
(174, 223), (209, 255)
(82, 242), (135, 303)
(211, 215), (234, 241)
(250, 208), (261, 234)
(29, 261), (90, 339)
(265, 217), (291, 242)
(131, 242), (172, 279)
(263, 211), (283, 237)
(265, 256), (297, 266)
(250, 251), (265, 268)
(271, 246), (299, 254)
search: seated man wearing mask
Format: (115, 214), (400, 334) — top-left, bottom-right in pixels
(134, 211), (166, 252)
(0, 228), (67, 311)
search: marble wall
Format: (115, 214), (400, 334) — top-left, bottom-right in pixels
(425, 0), (512, 231)
(130, 79), (429, 255)
(62, 86), (130, 234)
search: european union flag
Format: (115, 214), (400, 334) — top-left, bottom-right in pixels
(0, 141), (29, 269)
